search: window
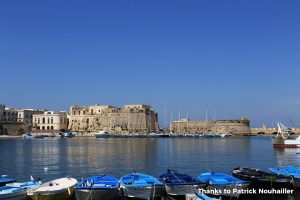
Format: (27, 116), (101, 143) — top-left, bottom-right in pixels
(79, 111), (80, 115)
(47, 126), (49, 130)
(37, 126), (40, 130)
(91, 109), (93, 114)
(51, 117), (53, 123)
(60, 118), (62, 123)
(73, 111), (76, 115)
(42, 117), (45, 124)
(83, 111), (85, 115)
(38, 118), (40, 123)
(51, 126), (54, 130)
(42, 126), (45, 130)
(47, 118), (50, 124)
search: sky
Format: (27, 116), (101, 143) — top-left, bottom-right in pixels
(0, 0), (300, 127)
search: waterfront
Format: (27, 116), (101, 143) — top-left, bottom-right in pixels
(1, 136), (300, 199)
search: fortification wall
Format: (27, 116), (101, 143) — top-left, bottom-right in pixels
(0, 122), (30, 135)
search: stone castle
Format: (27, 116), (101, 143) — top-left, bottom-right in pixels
(68, 104), (159, 133)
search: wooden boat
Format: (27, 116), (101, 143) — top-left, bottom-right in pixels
(159, 170), (201, 196)
(268, 166), (300, 187)
(27, 177), (77, 200)
(198, 172), (249, 198)
(120, 173), (164, 199)
(75, 175), (119, 200)
(0, 177), (16, 187)
(232, 167), (296, 189)
(0, 179), (41, 200)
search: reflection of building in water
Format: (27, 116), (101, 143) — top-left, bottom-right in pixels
(68, 104), (158, 133)
(170, 117), (251, 135)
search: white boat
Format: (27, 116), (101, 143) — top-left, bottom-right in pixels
(22, 133), (34, 139)
(272, 122), (300, 147)
(95, 131), (110, 138)
(27, 177), (77, 200)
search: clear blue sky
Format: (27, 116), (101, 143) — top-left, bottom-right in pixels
(1, 0), (300, 127)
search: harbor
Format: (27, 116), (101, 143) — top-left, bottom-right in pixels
(1, 136), (300, 199)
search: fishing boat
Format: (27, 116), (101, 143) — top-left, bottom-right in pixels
(232, 167), (296, 189)
(61, 132), (76, 138)
(75, 175), (119, 200)
(120, 173), (164, 199)
(27, 177), (77, 200)
(268, 166), (300, 187)
(198, 172), (249, 198)
(0, 177), (16, 187)
(271, 122), (300, 147)
(159, 170), (201, 196)
(94, 131), (110, 138)
(0, 178), (41, 200)
(21, 133), (34, 139)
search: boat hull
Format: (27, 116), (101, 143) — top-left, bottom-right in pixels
(28, 187), (75, 200)
(122, 185), (165, 199)
(165, 184), (198, 196)
(272, 138), (300, 148)
(205, 183), (249, 198)
(75, 188), (118, 200)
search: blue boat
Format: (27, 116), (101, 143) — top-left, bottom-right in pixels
(120, 173), (164, 199)
(268, 165), (300, 187)
(0, 177), (16, 187)
(0, 179), (41, 200)
(75, 175), (119, 200)
(198, 172), (249, 198)
(159, 170), (201, 196)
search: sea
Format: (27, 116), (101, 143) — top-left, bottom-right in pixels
(0, 136), (300, 200)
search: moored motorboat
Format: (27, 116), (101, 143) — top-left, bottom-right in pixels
(0, 179), (41, 200)
(120, 173), (164, 199)
(198, 172), (249, 198)
(95, 131), (110, 138)
(232, 167), (295, 189)
(75, 175), (119, 200)
(0, 177), (16, 187)
(21, 133), (34, 139)
(159, 170), (201, 196)
(61, 132), (76, 138)
(268, 166), (300, 187)
(27, 177), (77, 200)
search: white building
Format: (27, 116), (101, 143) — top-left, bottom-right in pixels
(17, 109), (44, 124)
(32, 111), (68, 133)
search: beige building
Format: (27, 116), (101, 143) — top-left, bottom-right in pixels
(32, 111), (68, 133)
(170, 117), (251, 135)
(68, 104), (159, 133)
(17, 109), (44, 124)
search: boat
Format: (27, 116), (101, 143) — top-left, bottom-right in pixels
(27, 177), (77, 200)
(232, 167), (296, 189)
(159, 170), (201, 196)
(75, 175), (119, 200)
(0, 178), (41, 200)
(271, 122), (300, 147)
(60, 132), (76, 138)
(94, 131), (110, 138)
(195, 191), (221, 200)
(268, 166), (300, 187)
(34, 134), (46, 139)
(0, 177), (16, 187)
(120, 173), (164, 199)
(198, 172), (249, 198)
(21, 133), (34, 139)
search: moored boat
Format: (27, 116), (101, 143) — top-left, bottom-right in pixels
(271, 122), (300, 147)
(61, 132), (76, 138)
(268, 166), (300, 187)
(198, 172), (249, 198)
(94, 131), (110, 138)
(27, 177), (77, 200)
(232, 167), (296, 189)
(0, 179), (41, 200)
(120, 173), (164, 199)
(75, 175), (119, 200)
(21, 133), (34, 139)
(0, 177), (16, 187)
(195, 191), (221, 200)
(159, 170), (201, 196)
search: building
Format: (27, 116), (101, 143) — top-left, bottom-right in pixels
(32, 111), (68, 133)
(17, 109), (44, 124)
(170, 117), (251, 135)
(0, 104), (18, 122)
(68, 104), (159, 133)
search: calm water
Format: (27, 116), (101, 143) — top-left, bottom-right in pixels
(1, 136), (300, 199)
